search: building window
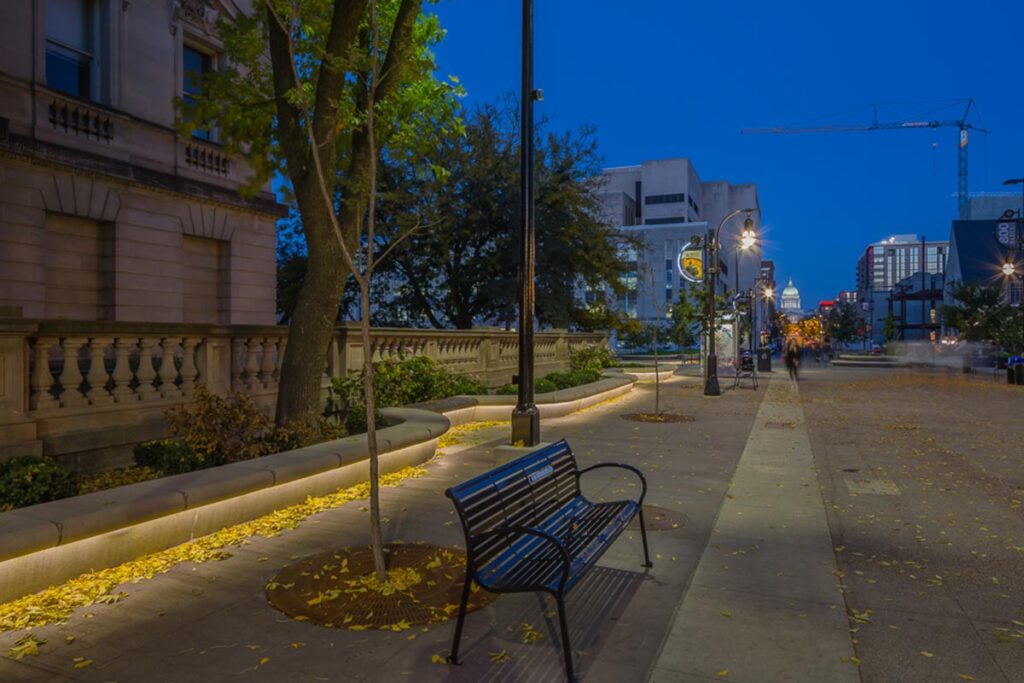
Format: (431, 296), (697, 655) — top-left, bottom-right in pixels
(183, 44), (214, 140)
(46, 0), (102, 102)
(645, 193), (686, 205)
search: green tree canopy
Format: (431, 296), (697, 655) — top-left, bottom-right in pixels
(378, 102), (632, 330)
(181, 0), (461, 423)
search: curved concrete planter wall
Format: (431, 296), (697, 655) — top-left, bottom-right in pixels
(0, 376), (635, 603)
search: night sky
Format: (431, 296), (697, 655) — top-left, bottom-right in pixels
(431, 0), (1024, 306)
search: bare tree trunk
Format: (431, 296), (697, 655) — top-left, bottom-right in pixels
(653, 326), (660, 415)
(360, 285), (387, 582)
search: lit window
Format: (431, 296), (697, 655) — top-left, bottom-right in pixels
(183, 44), (214, 140)
(46, 0), (101, 101)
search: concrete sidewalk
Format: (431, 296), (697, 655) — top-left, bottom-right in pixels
(649, 378), (859, 682)
(0, 377), (765, 683)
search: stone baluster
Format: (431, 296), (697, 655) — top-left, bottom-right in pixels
(230, 337), (245, 391)
(110, 337), (138, 402)
(86, 337), (113, 405)
(135, 337), (159, 400)
(244, 337), (261, 392)
(58, 337), (89, 408)
(159, 337), (182, 399)
(29, 337), (60, 410)
(180, 337), (199, 396)
(275, 338), (287, 382)
(259, 336), (277, 389)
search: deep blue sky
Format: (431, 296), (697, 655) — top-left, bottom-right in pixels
(431, 0), (1024, 305)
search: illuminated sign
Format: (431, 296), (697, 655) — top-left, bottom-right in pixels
(677, 240), (704, 283)
(995, 221), (1019, 248)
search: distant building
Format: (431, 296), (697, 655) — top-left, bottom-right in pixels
(818, 300), (835, 317)
(946, 219), (1022, 308)
(855, 234), (948, 343)
(967, 194), (1023, 221)
(780, 277), (802, 315)
(596, 157), (763, 325)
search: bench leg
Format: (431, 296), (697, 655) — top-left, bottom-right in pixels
(446, 562), (473, 665)
(555, 593), (576, 682)
(637, 507), (654, 568)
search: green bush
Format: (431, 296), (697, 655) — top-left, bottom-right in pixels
(133, 439), (213, 475)
(0, 455), (79, 510)
(495, 376), (560, 396)
(569, 345), (616, 374)
(331, 355), (488, 434)
(568, 368), (602, 386)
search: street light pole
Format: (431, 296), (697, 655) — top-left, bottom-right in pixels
(704, 208), (756, 397)
(511, 0), (540, 446)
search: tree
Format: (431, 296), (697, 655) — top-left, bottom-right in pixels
(827, 301), (862, 348)
(882, 312), (898, 343)
(668, 284), (700, 348)
(382, 102), (632, 329)
(183, 0), (460, 426)
(941, 282), (1019, 348)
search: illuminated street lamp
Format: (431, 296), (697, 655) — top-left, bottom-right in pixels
(1003, 262), (1016, 277)
(1004, 261), (1024, 353)
(705, 209), (757, 397)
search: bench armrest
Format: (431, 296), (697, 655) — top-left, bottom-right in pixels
(577, 463), (648, 506)
(469, 525), (572, 592)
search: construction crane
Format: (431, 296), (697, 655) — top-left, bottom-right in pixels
(743, 99), (986, 219)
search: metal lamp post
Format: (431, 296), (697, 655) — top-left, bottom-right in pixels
(704, 208), (756, 397)
(511, 0), (541, 446)
(1004, 261), (1024, 353)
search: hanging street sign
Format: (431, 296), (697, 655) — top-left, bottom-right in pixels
(678, 240), (704, 283)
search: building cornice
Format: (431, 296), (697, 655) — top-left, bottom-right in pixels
(0, 131), (286, 218)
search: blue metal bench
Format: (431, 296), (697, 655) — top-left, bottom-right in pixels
(444, 438), (651, 681)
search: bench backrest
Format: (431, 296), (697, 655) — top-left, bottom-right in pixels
(446, 439), (580, 567)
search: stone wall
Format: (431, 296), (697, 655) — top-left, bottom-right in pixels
(0, 318), (607, 470)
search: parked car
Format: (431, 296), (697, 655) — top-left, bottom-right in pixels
(871, 343), (882, 355)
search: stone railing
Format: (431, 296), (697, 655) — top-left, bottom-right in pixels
(0, 317), (606, 470)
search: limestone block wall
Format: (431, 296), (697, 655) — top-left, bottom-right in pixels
(0, 159), (277, 326)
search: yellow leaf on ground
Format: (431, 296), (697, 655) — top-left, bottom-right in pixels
(430, 654), (446, 665)
(7, 635), (43, 660)
(73, 657), (93, 669)
(259, 657), (270, 665)
(920, 651), (933, 658)
(717, 669), (729, 677)
(957, 675), (975, 681)
(488, 650), (511, 663)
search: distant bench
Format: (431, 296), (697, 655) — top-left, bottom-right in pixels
(444, 439), (651, 681)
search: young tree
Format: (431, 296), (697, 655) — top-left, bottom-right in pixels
(827, 301), (862, 350)
(184, 0), (460, 583)
(882, 312), (898, 343)
(183, 0), (460, 426)
(668, 285), (700, 349)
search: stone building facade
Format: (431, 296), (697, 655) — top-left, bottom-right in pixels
(0, 0), (280, 326)
(0, 0), (282, 467)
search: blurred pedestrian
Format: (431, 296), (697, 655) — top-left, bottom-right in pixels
(785, 335), (802, 385)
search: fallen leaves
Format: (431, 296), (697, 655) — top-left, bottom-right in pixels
(521, 622), (545, 644)
(6, 634), (43, 659)
(0, 466), (428, 633)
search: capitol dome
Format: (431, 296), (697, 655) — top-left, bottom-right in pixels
(780, 277), (801, 312)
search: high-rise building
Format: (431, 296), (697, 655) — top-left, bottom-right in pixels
(596, 158), (763, 325)
(855, 234), (948, 343)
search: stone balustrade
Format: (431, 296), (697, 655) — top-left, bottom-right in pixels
(0, 317), (606, 470)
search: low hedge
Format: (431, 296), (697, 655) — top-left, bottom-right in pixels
(0, 455), (80, 511)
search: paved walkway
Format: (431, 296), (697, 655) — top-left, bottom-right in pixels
(650, 378), (858, 682)
(0, 375), (764, 682)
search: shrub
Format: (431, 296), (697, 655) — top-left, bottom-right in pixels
(269, 415), (347, 453)
(165, 387), (278, 465)
(331, 356), (487, 433)
(496, 377), (559, 395)
(79, 466), (161, 494)
(544, 372), (576, 391)
(567, 368), (602, 386)
(569, 345), (615, 374)
(133, 439), (213, 474)
(0, 456), (79, 510)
